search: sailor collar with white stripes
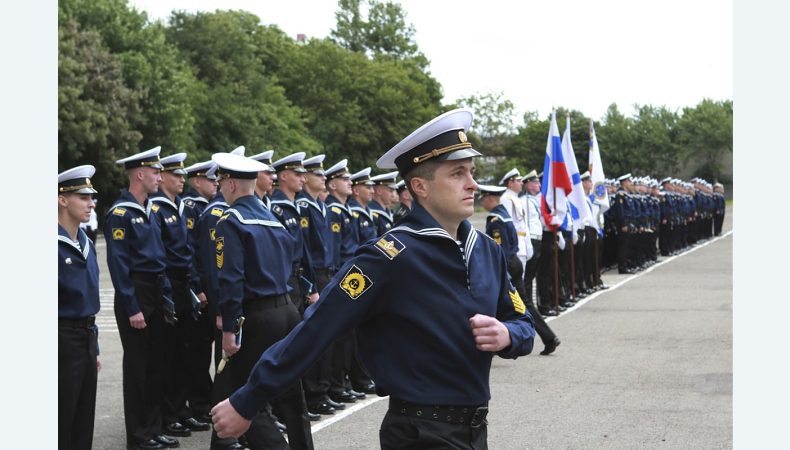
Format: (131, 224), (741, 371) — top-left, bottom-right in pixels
(369, 200), (393, 222)
(58, 225), (91, 260)
(107, 189), (156, 219)
(150, 191), (185, 215)
(387, 203), (477, 251)
(296, 193), (326, 216)
(348, 198), (374, 221)
(487, 204), (513, 223)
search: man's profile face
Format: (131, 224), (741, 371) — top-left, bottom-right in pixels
(353, 184), (375, 204)
(162, 171), (185, 195)
(256, 171), (274, 195)
(527, 179), (540, 195)
(419, 158), (478, 223)
(60, 193), (95, 223)
(141, 167), (162, 194)
(280, 170), (305, 193)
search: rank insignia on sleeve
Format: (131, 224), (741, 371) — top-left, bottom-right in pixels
(186, 217), (195, 229)
(215, 237), (224, 269)
(272, 205), (282, 215)
(374, 236), (404, 260)
(340, 265), (373, 300)
(112, 228), (125, 240)
(331, 223), (341, 233)
(331, 206), (342, 214)
(300, 217), (309, 228)
(211, 208), (223, 217)
(509, 288), (526, 314)
(209, 228), (216, 241)
(113, 207), (126, 216)
(492, 229), (502, 245)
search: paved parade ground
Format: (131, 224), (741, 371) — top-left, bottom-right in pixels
(91, 207), (732, 450)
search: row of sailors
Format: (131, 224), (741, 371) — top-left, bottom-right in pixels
(58, 145), (416, 450)
(603, 173), (726, 273)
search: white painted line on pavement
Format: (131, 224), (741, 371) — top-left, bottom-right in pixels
(310, 395), (389, 434)
(543, 230), (733, 322)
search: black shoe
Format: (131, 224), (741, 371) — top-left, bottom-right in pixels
(560, 301), (574, 308)
(128, 440), (166, 450)
(618, 269), (635, 274)
(539, 308), (559, 317)
(164, 422), (191, 437)
(354, 382), (376, 394)
(325, 398), (346, 410)
(540, 337), (561, 355)
(183, 417), (211, 431)
(154, 435), (180, 448)
(308, 401), (336, 415)
(210, 441), (248, 450)
(197, 412), (213, 423)
(556, 305), (566, 312)
(348, 389), (367, 400)
(305, 411), (321, 422)
(329, 391), (357, 403)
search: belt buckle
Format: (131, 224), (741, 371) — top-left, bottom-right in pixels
(470, 406), (488, 428)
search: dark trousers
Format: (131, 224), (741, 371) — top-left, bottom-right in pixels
(523, 238), (542, 304)
(379, 410), (487, 450)
(115, 273), (166, 445)
(617, 229), (631, 272)
(59, 322), (98, 450)
(303, 268), (334, 406)
(558, 231), (572, 299)
(508, 254), (556, 346)
(162, 269), (193, 424)
(330, 331), (355, 395)
(230, 296), (314, 450)
(537, 231), (558, 311)
(186, 302), (215, 417)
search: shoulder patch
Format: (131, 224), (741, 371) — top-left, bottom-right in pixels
(331, 222), (341, 233)
(509, 288), (526, 314)
(492, 229), (502, 245)
(331, 206), (342, 214)
(300, 217), (309, 228)
(112, 228), (125, 240)
(372, 211), (379, 218)
(184, 199), (195, 208)
(113, 207), (126, 217)
(272, 205), (283, 215)
(151, 204), (160, 212)
(352, 212), (359, 218)
(186, 217), (195, 229)
(297, 200), (308, 207)
(374, 235), (405, 260)
(211, 207), (223, 217)
(215, 237), (224, 269)
(339, 265), (373, 300)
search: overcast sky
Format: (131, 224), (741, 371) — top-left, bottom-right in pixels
(128, 0), (732, 122)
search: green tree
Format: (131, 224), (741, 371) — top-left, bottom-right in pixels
(677, 99), (733, 182)
(58, 19), (143, 204)
(60, 0), (200, 157)
(165, 10), (320, 159)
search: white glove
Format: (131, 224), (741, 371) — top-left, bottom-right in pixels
(525, 244), (534, 261)
(557, 233), (566, 250)
(572, 230), (579, 245)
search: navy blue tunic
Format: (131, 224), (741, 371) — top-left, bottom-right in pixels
(228, 203), (536, 419)
(485, 204), (519, 260)
(215, 195), (296, 332)
(58, 226), (100, 319)
(103, 190), (169, 316)
(296, 191), (334, 271)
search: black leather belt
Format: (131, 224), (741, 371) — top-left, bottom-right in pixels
(59, 316), (96, 328)
(388, 398), (489, 428)
(242, 294), (291, 312)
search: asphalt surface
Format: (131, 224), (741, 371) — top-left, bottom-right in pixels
(91, 207), (732, 449)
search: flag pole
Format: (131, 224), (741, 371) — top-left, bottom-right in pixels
(551, 109), (560, 313)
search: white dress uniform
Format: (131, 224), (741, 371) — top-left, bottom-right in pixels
(499, 178), (533, 266)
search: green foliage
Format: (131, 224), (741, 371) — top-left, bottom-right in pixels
(677, 99), (733, 183)
(58, 19), (143, 202)
(165, 10), (320, 159)
(331, 0), (422, 62)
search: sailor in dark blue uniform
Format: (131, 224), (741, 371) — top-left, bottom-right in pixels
(249, 149), (275, 209)
(151, 153), (212, 436)
(369, 171), (399, 236)
(211, 108), (536, 450)
(59, 165), (101, 450)
(212, 153), (313, 450)
(348, 167), (378, 246)
(178, 159), (218, 426)
(270, 152), (319, 313)
(713, 182), (725, 236)
(609, 173), (634, 274)
(393, 179), (412, 223)
(296, 154), (347, 416)
(104, 146), (179, 450)
(322, 159), (365, 405)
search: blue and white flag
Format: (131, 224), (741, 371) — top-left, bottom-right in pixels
(560, 117), (593, 228)
(588, 120), (610, 213)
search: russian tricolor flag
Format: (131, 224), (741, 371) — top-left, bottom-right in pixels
(541, 111), (572, 230)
